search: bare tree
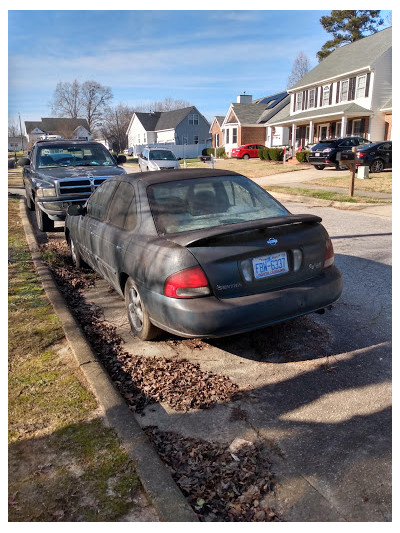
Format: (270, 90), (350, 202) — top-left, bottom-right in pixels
(135, 97), (191, 113)
(287, 52), (310, 88)
(8, 118), (20, 137)
(99, 103), (135, 153)
(80, 80), (113, 132)
(50, 79), (82, 118)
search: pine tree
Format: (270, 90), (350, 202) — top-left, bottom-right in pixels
(317, 10), (384, 62)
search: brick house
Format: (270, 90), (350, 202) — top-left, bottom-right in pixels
(268, 27), (392, 149)
(210, 116), (224, 149)
(216, 92), (290, 155)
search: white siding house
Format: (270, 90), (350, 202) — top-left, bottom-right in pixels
(268, 27), (392, 149)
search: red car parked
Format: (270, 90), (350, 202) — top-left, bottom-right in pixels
(231, 144), (266, 159)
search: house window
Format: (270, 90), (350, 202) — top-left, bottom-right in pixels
(352, 119), (363, 136)
(226, 129), (230, 144)
(215, 133), (219, 147)
(356, 75), (367, 99)
(189, 114), (199, 125)
(194, 135), (199, 144)
(309, 89), (316, 108)
(340, 80), (349, 102)
(137, 134), (141, 144)
(322, 85), (330, 106)
(335, 122), (342, 138)
(295, 92), (302, 111)
(232, 128), (237, 144)
(143, 134), (147, 144)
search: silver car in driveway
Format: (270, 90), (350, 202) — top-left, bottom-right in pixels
(138, 147), (180, 171)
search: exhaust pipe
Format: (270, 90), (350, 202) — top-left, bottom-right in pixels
(315, 305), (334, 315)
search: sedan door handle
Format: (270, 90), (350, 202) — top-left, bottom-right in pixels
(116, 245), (122, 252)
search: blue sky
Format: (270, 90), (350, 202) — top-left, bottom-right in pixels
(8, 7), (392, 126)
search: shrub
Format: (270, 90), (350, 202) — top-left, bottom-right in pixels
(268, 148), (283, 161)
(258, 148), (264, 160)
(263, 148), (270, 161)
(216, 147), (226, 158)
(296, 150), (310, 163)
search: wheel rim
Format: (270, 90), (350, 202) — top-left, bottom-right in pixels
(128, 287), (144, 331)
(371, 160), (383, 172)
(243, 154), (250, 159)
(70, 240), (77, 265)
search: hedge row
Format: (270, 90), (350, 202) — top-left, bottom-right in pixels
(295, 150), (310, 163)
(258, 147), (285, 161)
(202, 147), (226, 158)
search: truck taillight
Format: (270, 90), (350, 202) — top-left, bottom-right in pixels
(324, 238), (334, 268)
(164, 266), (210, 298)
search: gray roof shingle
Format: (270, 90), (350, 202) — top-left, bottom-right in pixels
(25, 117), (90, 133)
(135, 107), (209, 131)
(291, 27), (392, 90)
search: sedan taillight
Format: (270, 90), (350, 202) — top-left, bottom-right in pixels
(164, 266), (210, 298)
(357, 152), (368, 158)
(323, 238), (335, 268)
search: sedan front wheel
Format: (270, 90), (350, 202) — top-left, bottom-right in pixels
(125, 278), (161, 340)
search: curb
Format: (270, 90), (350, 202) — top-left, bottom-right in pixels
(271, 191), (391, 211)
(19, 200), (198, 523)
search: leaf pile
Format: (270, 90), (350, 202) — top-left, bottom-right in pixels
(145, 427), (281, 522)
(41, 242), (239, 413)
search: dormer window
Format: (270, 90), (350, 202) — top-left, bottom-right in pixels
(356, 74), (367, 98)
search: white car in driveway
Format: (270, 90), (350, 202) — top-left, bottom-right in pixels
(138, 147), (180, 171)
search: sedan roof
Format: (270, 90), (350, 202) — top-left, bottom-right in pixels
(124, 168), (241, 185)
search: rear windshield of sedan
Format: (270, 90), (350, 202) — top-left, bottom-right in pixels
(149, 150), (177, 161)
(37, 144), (116, 168)
(312, 141), (337, 150)
(147, 175), (289, 235)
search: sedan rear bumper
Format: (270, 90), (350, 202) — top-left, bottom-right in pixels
(142, 266), (343, 338)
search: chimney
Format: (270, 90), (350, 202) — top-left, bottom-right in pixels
(237, 92), (252, 104)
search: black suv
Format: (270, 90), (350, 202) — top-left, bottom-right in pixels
(21, 139), (127, 231)
(308, 137), (371, 170)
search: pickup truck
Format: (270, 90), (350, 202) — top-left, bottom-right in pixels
(21, 139), (127, 231)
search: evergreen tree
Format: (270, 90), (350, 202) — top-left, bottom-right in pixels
(317, 10), (384, 62)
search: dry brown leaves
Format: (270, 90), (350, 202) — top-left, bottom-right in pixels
(145, 427), (280, 522)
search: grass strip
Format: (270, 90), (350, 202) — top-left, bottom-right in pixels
(265, 186), (390, 204)
(8, 198), (142, 521)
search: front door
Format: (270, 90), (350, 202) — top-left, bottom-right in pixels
(319, 124), (329, 140)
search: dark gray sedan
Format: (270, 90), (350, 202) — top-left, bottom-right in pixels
(65, 169), (342, 340)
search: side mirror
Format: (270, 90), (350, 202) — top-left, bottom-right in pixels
(67, 204), (86, 216)
(18, 157), (30, 166)
(117, 155), (127, 164)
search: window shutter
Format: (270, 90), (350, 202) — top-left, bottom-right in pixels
(305, 90), (308, 110)
(365, 73), (371, 97)
(329, 84), (333, 105)
(360, 118), (365, 136)
(336, 82), (340, 104)
(319, 86), (323, 107)
(302, 91), (306, 110)
(293, 95), (296, 112)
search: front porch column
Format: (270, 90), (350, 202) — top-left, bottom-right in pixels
(291, 123), (296, 151)
(309, 120), (314, 144)
(341, 116), (347, 137)
(266, 126), (272, 148)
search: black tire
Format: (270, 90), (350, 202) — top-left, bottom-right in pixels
(370, 159), (384, 173)
(35, 202), (54, 232)
(69, 237), (86, 269)
(125, 278), (161, 341)
(314, 165), (326, 170)
(243, 154), (250, 160)
(25, 188), (35, 211)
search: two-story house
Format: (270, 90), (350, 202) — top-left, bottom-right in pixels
(267, 27), (392, 149)
(126, 106), (210, 158)
(215, 92), (290, 155)
(24, 118), (92, 148)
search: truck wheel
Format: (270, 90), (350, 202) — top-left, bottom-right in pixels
(314, 165), (326, 170)
(35, 202), (54, 232)
(25, 187), (35, 211)
(125, 278), (161, 341)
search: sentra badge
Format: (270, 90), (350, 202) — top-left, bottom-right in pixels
(267, 237), (278, 246)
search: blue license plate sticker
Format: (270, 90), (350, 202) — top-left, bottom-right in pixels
(252, 251), (289, 279)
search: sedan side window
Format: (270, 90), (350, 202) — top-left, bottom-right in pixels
(107, 182), (137, 230)
(86, 181), (118, 221)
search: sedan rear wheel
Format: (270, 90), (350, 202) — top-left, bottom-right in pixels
(314, 165), (326, 170)
(125, 278), (161, 340)
(243, 154), (250, 160)
(69, 237), (86, 269)
(370, 159), (384, 173)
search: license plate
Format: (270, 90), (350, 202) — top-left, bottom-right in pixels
(252, 251), (289, 279)
(315, 152), (320, 157)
